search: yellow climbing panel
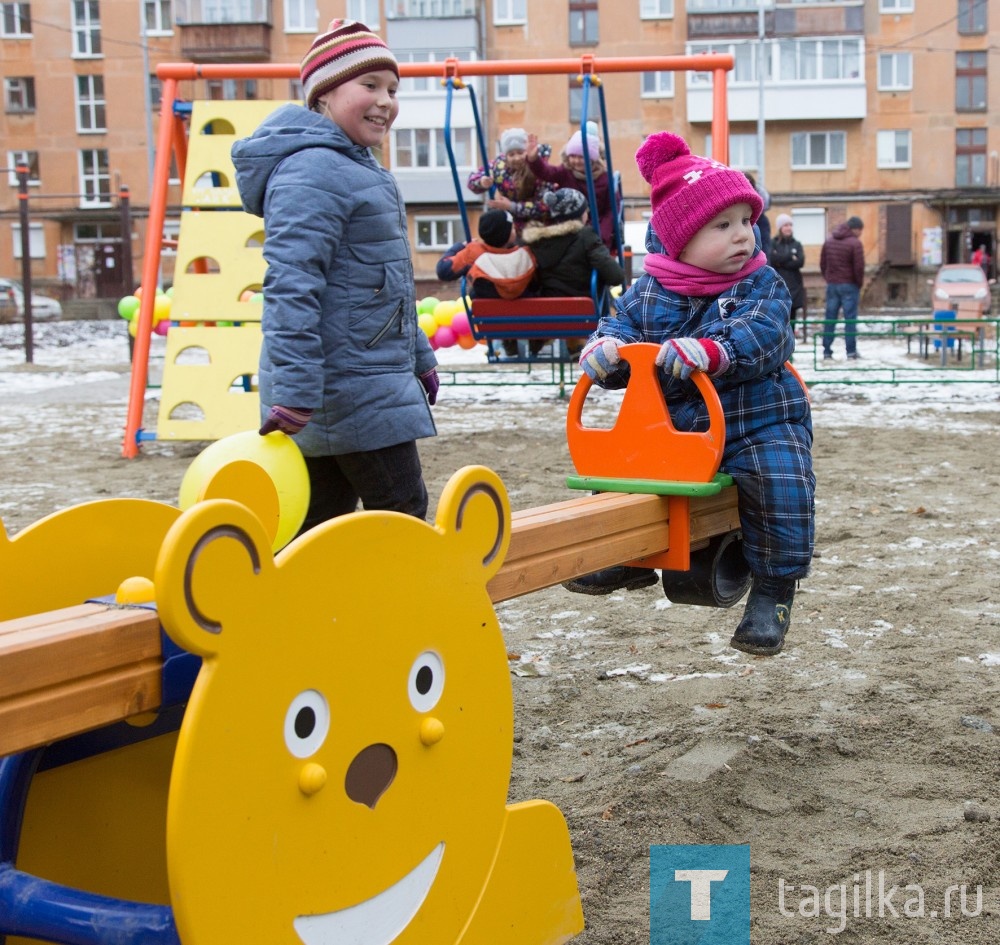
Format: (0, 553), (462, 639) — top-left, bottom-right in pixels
(158, 100), (293, 441)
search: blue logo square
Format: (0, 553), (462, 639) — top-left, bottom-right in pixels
(650, 844), (750, 945)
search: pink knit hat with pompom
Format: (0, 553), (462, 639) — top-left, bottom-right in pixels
(636, 132), (762, 258)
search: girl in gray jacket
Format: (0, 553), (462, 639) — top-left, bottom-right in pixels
(232, 20), (439, 530)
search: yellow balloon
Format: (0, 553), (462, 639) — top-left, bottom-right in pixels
(418, 312), (437, 337)
(153, 293), (172, 323)
(178, 430), (310, 552)
(433, 300), (456, 326)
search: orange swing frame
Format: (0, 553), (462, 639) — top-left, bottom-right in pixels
(122, 53), (733, 457)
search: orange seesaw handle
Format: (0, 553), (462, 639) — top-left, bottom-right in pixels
(566, 342), (726, 484)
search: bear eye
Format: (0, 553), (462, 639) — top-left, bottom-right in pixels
(408, 651), (444, 713)
(284, 690), (330, 758)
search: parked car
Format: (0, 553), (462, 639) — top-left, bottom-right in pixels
(0, 278), (63, 323)
(929, 264), (994, 316)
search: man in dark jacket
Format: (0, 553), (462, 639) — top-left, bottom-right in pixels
(819, 216), (865, 360)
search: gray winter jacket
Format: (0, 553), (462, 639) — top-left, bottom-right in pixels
(231, 104), (437, 457)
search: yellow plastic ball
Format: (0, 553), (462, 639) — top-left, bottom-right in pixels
(178, 430), (310, 552)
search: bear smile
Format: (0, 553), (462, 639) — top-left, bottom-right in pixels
(293, 843), (444, 945)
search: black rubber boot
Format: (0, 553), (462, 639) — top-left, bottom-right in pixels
(562, 566), (658, 596)
(730, 577), (797, 656)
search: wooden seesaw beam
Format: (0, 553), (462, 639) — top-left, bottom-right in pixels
(0, 488), (739, 758)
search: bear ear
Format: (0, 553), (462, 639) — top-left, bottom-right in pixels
(154, 499), (276, 658)
(434, 465), (510, 583)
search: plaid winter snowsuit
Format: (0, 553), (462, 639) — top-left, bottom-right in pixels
(590, 248), (815, 582)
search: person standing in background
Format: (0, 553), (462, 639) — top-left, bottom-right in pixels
(770, 213), (807, 337)
(819, 216), (865, 361)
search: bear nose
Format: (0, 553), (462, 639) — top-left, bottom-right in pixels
(345, 743), (397, 809)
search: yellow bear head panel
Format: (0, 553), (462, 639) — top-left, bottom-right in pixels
(154, 466), (513, 945)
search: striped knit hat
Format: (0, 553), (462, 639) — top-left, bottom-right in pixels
(301, 20), (399, 111)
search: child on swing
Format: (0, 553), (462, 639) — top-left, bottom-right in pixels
(566, 132), (815, 657)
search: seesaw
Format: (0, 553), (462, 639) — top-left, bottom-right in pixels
(0, 345), (744, 945)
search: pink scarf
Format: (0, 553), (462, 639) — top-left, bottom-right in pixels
(643, 251), (765, 297)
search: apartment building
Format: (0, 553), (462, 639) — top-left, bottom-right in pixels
(0, 0), (996, 310)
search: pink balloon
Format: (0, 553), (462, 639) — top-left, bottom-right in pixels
(153, 319), (171, 336)
(434, 325), (457, 348)
(428, 332), (440, 350)
(450, 310), (471, 336)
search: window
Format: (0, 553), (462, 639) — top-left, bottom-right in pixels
(688, 41), (761, 86)
(876, 130), (911, 168)
(494, 0), (525, 23)
(347, 0), (379, 27)
(958, 0), (987, 33)
(7, 150), (40, 186)
(289, 79), (304, 102)
(79, 148), (111, 206)
(396, 50), (477, 94)
(149, 74), (162, 109)
(1, 2), (31, 36)
(161, 219), (181, 255)
(878, 0), (912, 11)
(206, 79), (258, 100)
(4, 76), (34, 112)
(877, 52), (912, 91)
(72, 0), (101, 57)
(76, 74), (107, 132)
(495, 74), (527, 102)
(956, 128), (987, 187)
(415, 217), (462, 251)
(284, 0), (316, 32)
(640, 71), (674, 98)
(787, 208), (826, 247)
(386, 0), (476, 16)
(392, 127), (474, 168)
(791, 131), (846, 169)
(183, 0), (269, 24)
(688, 0), (773, 9)
(705, 133), (758, 169)
(569, 0), (597, 45)
(11, 222), (46, 259)
(640, 0), (672, 17)
(956, 52), (987, 112)
(143, 0), (171, 33)
(778, 38), (861, 81)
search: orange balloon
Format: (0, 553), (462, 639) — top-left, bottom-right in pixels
(457, 332), (478, 350)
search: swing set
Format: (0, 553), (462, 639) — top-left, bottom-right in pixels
(122, 52), (734, 457)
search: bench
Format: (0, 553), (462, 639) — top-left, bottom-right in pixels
(467, 296), (600, 362)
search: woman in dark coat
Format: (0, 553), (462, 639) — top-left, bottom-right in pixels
(769, 213), (807, 335)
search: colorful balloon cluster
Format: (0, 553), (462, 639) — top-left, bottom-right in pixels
(117, 286), (264, 336)
(416, 297), (480, 350)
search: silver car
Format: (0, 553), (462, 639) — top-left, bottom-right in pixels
(0, 278), (63, 323)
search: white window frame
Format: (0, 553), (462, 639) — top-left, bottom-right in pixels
(284, 0), (316, 32)
(7, 150), (40, 186)
(705, 132), (758, 170)
(4, 76), (34, 112)
(495, 74), (527, 102)
(791, 131), (847, 170)
(396, 50), (480, 95)
(877, 51), (912, 91)
(639, 0), (672, 19)
(162, 218), (181, 256)
(143, 0), (172, 35)
(1, 2), (32, 37)
(76, 74), (106, 133)
(777, 37), (862, 82)
(789, 208), (826, 247)
(72, 0), (102, 58)
(79, 148), (111, 207)
(346, 0), (379, 28)
(391, 127), (475, 170)
(879, 0), (913, 12)
(414, 216), (462, 251)
(876, 129), (911, 169)
(11, 222), (46, 259)
(640, 71), (674, 99)
(687, 40), (759, 87)
(493, 0), (526, 24)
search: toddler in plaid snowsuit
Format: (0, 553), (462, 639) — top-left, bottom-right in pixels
(567, 132), (815, 657)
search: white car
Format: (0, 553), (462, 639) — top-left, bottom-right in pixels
(0, 278), (63, 323)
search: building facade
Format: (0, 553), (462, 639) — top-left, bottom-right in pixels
(1, 0), (996, 311)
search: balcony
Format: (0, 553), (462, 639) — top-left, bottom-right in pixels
(175, 0), (272, 62)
